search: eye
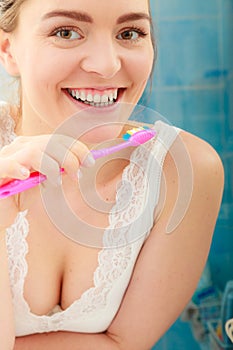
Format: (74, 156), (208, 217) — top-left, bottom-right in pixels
(54, 28), (82, 40)
(117, 28), (147, 42)
(118, 30), (138, 40)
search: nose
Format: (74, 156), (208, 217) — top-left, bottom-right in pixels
(80, 39), (121, 79)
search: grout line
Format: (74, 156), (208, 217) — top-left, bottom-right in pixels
(158, 15), (219, 22)
(218, 0), (227, 148)
(153, 0), (161, 92)
(153, 83), (225, 92)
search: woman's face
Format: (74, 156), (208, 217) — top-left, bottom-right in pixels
(9, 0), (154, 140)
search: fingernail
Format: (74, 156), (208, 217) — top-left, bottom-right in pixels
(20, 167), (30, 177)
(82, 153), (95, 168)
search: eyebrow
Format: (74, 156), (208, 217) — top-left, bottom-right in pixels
(42, 10), (93, 23)
(116, 12), (152, 25)
(42, 10), (151, 25)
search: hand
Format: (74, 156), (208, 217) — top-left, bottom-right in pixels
(0, 134), (94, 228)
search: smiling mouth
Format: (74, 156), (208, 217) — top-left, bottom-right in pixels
(66, 88), (122, 107)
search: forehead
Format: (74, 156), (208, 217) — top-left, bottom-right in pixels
(20, 0), (150, 20)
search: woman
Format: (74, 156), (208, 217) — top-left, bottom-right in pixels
(0, 0), (224, 349)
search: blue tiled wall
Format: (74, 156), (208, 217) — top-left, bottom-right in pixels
(141, 1), (233, 349)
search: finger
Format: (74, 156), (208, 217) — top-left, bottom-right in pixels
(61, 150), (81, 181)
(1, 146), (61, 187)
(68, 140), (95, 167)
(60, 140), (95, 180)
(0, 178), (13, 186)
(43, 141), (81, 181)
(0, 158), (30, 180)
(44, 135), (95, 178)
(12, 148), (62, 187)
(6, 145), (41, 170)
(0, 145), (12, 156)
(39, 153), (61, 187)
(56, 135), (93, 165)
(0, 136), (30, 156)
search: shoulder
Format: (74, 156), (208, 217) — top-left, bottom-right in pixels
(129, 119), (224, 183)
(172, 129), (224, 183)
(129, 120), (224, 216)
(157, 128), (224, 232)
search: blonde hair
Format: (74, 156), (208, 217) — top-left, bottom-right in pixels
(0, 0), (27, 32)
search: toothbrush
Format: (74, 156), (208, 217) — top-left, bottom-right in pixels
(91, 126), (155, 159)
(0, 126), (156, 199)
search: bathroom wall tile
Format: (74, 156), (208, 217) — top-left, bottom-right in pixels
(221, 0), (233, 72)
(0, 68), (11, 101)
(152, 318), (200, 350)
(150, 0), (159, 22)
(209, 247), (233, 291)
(222, 153), (233, 205)
(0, 67), (18, 103)
(157, 0), (219, 18)
(221, 14), (233, 72)
(224, 76), (233, 149)
(182, 88), (224, 134)
(222, 0), (233, 15)
(145, 88), (188, 126)
(156, 19), (220, 87)
(145, 87), (224, 150)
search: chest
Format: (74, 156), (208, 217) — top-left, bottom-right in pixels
(13, 203), (140, 319)
(21, 184), (116, 315)
(9, 152), (148, 316)
(6, 202), (144, 336)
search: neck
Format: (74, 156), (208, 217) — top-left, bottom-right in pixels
(15, 111), (53, 137)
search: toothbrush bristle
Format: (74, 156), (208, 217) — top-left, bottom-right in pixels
(123, 126), (149, 140)
(129, 128), (156, 145)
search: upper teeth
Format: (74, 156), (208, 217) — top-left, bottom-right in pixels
(68, 88), (118, 104)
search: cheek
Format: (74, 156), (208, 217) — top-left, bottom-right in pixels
(17, 43), (65, 84)
(126, 47), (154, 84)
(18, 50), (68, 113)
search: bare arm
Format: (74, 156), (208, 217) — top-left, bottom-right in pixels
(14, 132), (224, 350)
(0, 229), (15, 349)
(14, 332), (121, 350)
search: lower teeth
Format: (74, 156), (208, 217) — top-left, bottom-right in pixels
(89, 101), (114, 107)
(73, 96), (115, 107)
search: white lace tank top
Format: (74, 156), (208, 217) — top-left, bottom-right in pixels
(0, 102), (180, 336)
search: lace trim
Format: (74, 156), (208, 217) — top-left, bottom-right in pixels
(6, 211), (29, 294)
(0, 101), (16, 147)
(52, 140), (155, 324)
(63, 137), (156, 316)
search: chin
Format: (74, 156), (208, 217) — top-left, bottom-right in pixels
(79, 124), (124, 145)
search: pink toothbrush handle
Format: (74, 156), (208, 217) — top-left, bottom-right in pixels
(90, 140), (131, 159)
(0, 172), (47, 199)
(0, 169), (65, 199)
